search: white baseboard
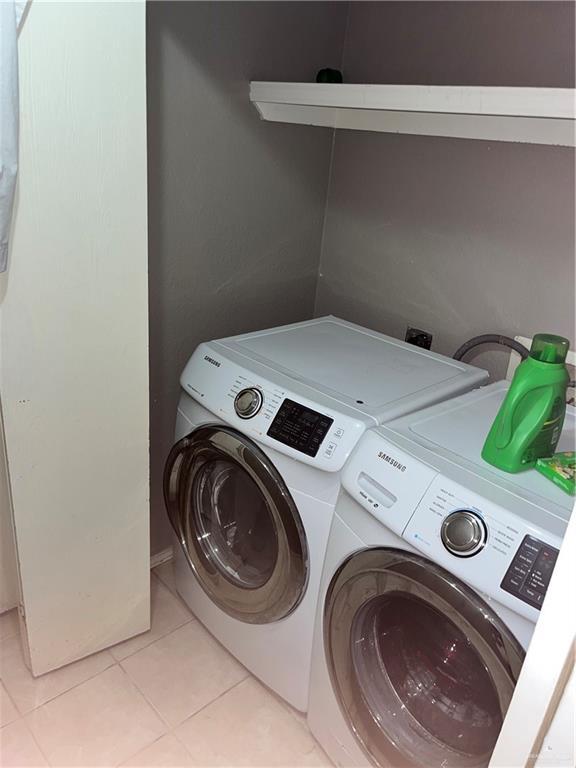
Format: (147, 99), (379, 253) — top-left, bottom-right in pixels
(150, 546), (173, 570)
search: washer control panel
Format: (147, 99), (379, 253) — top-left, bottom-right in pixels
(267, 399), (334, 458)
(401, 472), (563, 621)
(500, 536), (559, 609)
(342, 434), (565, 620)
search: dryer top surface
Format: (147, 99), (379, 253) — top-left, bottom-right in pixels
(214, 316), (487, 420)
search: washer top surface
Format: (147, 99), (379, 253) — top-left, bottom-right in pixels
(214, 316), (487, 420)
(382, 380), (575, 523)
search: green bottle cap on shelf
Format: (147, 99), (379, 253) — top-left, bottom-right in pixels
(530, 334), (569, 364)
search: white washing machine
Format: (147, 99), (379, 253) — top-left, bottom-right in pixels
(308, 380), (575, 767)
(163, 316), (488, 711)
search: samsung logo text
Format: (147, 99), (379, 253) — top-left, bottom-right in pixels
(377, 452), (406, 472)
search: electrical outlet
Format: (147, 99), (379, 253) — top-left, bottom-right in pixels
(507, 335), (575, 406)
(405, 327), (433, 350)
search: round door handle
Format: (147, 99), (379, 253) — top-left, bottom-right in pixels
(234, 387), (263, 419)
(441, 510), (487, 557)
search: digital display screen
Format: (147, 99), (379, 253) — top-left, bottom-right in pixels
(267, 399), (333, 457)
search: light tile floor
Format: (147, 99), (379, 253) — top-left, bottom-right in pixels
(0, 564), (332, 768)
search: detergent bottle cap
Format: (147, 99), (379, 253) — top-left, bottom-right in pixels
(530, 334), (570, 364)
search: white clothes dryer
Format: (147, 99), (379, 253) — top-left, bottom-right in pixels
(308, 381), (574, 766)
(163, 316), (487, 711)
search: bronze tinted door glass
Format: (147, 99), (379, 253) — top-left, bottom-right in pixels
(324, 548), (525, 768)
(164, 425), (308, 624)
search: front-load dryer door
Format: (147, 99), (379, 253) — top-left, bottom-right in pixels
(163, 425), (308, 624)
(324, 548), (525, 768)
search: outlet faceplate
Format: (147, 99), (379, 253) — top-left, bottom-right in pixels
(405, 327), (433, 350)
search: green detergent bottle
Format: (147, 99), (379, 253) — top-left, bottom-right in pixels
(482, 334), (570, 473)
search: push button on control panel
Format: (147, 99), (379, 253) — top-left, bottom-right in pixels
(501, 535), (559, 610)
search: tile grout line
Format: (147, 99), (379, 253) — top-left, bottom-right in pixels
(151, 567), (198, 619)
(116, 731), (170, 768)
(169, 675), (333, 767)
(118, 636), (251, 736)
(19, 713), (53, 767)
(0, 677), (20, 725)
(0, 609), (20, 644)
(151, 562), (172, 585)
(162, 726), (199, 765)
(170, 673), (252, 746)
(151, 563), (175, 592)
(112, 663), (174, 736)
(4, 573), (310, 767)
(0, 631), (19, 644)
(4, 632), (331, 768)
(110, 617), (195, 664)
(26, 663), (177, 768)
(152, 570), (197, 620)
(9, 655), (118, 720)
(2, 598), (195, 729)
(177, 672), (251, 725)
(110, 611), (195, 665)
(113, 614), (212, 728)
(3, 575), (194, 719)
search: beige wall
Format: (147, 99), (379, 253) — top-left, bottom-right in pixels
(147, 1), (347, 554)
(315, 1), (575, 377)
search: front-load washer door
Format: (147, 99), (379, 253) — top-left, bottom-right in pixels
(324, 548), (525, 768)
(163, 425), (308, 624)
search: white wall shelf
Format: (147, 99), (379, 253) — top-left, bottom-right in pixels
(250, 82), (576, 146)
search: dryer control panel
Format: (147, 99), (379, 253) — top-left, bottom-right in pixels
(179, 342), (366, 472)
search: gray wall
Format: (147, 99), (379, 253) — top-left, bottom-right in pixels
(149, 1), (575, 555)
(316, 1), (575, 375)
(148, 2), (347, 554)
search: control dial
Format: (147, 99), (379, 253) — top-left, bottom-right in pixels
(234, 387), (263, 419)
(441, 510), (487, 557)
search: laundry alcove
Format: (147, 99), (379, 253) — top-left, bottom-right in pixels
(0, 0), (573, 704)
(147, 0), (575, 564)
